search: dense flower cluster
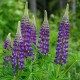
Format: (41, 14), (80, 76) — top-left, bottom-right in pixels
(12, 21), (24, 69)
(3, 33), (12, 62)
(3, 2), (70, 76)
(54, 4), (70, 65)
(38, 10), (50, 55)
(4, 33), (12, 50)
(31, 15), (36, 45)
(21, 3), (34, 60)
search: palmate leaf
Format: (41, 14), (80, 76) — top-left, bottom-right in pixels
(3, 48), (12, 57)
(0, 46), (3, 57)
(0, 52), (3, 76)
(0, 47), (3, 50)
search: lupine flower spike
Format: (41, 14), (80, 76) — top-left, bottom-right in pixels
(54, 4), (70, 65)
(4, 33), (12, 50)
(17, 21), (24, 69)
(12, 21), (24, 71)
(31, 15), (36, 45)
(38, 10), (50, 55)
(4, 33), (12, 62)
(21, 2), (34, 60)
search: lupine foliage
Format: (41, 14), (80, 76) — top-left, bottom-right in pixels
(0, 2), (80, 80)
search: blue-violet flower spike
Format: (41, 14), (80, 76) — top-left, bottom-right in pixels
(12, 21), (24, 69)
(31, 15), (36, 45)
(4, 33), (12, 62)
(54, 4), (70, 65)
(4, 33), (12, 50)
(38, 10), (50, 55)
(21, 2), (34, 60)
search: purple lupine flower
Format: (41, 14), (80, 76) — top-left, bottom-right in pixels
(38, 10), (50, 55)
(21, 2), (34, 60)
(54, 4), (70, 65)
(31, 15), (36, 45)
(3, 33), (12, 62)
(18, 41), (24, 69)
(4, 33), (12, 50)
(12, 21), (24, 69)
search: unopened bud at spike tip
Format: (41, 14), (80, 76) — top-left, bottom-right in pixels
(66, 3), (69, 12)
(7, 33), (11, 40)
(32, 15), (36, 25)
(17, 21), (21, 35)
(24, 2), (28, 16)
(44, 10), (48, 22)
(65, 3), (69, 15)
(62, 4), (69, 21)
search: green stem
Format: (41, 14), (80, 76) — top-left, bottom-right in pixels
(64, 61), (76, 75)
(59, 60), (76, 79)
(56, 65), (61, 78)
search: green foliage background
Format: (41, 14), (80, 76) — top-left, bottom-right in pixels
(0, 0), (80, 80)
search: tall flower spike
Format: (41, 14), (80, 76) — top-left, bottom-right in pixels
(3, 33), (12, 62)
(54, 4), (70, 65)
(4, 33), (12, 50)
(12, 21), (24, 70)
(38, 10), (50, 55)
(31, 15), (36, 45)
(17, 21), (24, 69)
(21, 2), (34, 60)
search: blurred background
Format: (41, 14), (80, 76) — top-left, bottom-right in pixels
(0, 0), (80, 41)
(0, 0), (80, 79)
(0, 0), (80, 50)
